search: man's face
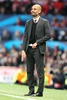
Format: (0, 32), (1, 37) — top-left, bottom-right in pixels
(31, 5), (41, 17)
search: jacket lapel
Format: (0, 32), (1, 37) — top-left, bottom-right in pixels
(28, 20), (32, 38)
(28, 17), (41, 38)
(35, 17), (41, 34)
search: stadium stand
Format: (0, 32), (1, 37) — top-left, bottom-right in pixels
(0, 0), (67, 88)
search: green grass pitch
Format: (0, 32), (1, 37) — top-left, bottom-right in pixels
(0, 83), (67, 100)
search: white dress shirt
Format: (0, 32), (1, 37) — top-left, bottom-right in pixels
(33, 16), (40, 23)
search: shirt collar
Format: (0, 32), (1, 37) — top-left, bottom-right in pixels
(33, 16), (40, 23)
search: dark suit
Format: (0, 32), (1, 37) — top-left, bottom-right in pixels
(23, 17), (51, 93)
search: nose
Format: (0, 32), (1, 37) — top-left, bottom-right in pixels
(31, 10), (34, 13)
(31, 9), (34, 12)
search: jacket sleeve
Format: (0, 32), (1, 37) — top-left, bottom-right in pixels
(36, 20), (51, 45)
(22, 22), (28, 52)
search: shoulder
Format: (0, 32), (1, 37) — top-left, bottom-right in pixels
(40, 17), (48, 22)
(26, 19), (32, 23)
(25, 20), (31, 26)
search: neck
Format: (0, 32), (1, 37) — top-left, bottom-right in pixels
(33, 15), (40, 19)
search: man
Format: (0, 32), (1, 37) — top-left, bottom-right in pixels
(22, 4), (51, 97)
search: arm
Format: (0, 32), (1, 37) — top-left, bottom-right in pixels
(22, 22), (28, 61)
(22, 21), (28, 52)
(36, 20), (51, 46)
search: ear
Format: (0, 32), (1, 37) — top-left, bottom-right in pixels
(39, 10), (41, 14)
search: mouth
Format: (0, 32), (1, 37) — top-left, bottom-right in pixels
(31, 12), (35, 14)
(31, 12), (36, 15)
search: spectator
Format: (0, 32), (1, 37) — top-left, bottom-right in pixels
(2, 0), (12, 14)
(63, 2), (67, 15)
(11, 2), (19, 14)
(2, 30), (12, 41)
(16, 17), (24, 26)
(52, 68), (65, 89)
(53, 0), (64, 11)
(14, 30), (23, 40)
(20, 5), (26, 14)
(0, 43), (6, 53)
(0, 7), (5, 14)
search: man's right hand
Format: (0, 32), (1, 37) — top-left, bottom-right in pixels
(21, 50), (26, 62)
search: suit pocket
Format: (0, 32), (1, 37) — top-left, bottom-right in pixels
(38, 44), (46, 55)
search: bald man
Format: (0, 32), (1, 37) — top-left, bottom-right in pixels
(22, 4), (51, 97)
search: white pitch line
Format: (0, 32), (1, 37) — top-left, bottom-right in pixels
(0, 93), (36, 100)
(0, 90), (22, 95)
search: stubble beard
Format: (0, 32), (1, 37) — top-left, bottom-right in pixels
(32, 14), (38, 17)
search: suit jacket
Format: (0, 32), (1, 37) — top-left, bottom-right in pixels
(22, 17), (51, 54)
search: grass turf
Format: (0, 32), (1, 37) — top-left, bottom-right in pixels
(0, 83), (67, 100)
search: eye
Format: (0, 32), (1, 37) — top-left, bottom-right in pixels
(32, 8), (36, 10)
(34, 8), (36, 10)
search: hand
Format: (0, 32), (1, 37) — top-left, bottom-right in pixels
(21, 50), (26, 62)
(32, 42), (37, 48)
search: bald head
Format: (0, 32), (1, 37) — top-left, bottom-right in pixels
(31, 4), (42, 17)
(32, 4), (42, 11)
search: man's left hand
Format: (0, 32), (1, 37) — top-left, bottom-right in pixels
(32, 42), (37, 48)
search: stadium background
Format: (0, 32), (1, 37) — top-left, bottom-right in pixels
(0, 0), (67, 89)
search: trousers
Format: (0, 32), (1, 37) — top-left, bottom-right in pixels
(26, 46), (44, 93)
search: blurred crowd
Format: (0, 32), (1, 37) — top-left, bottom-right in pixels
(0, 41), (67, 68)
(0, 0), (67, 88)
(0, 41), (67, 88)
(0, 16), (67, 41)
(0, 0), (67, 15)
(0, 43), (23, 66)
(0, 0), (67, 71)
(0, 0), (67, 41)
